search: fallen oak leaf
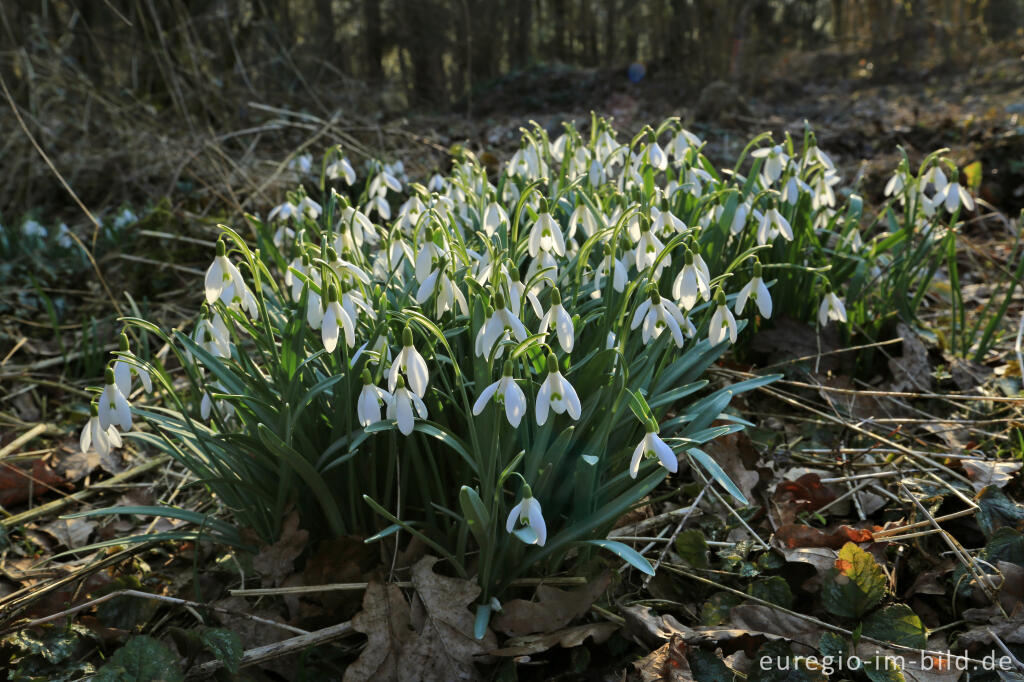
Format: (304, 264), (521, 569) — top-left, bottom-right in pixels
(398, 555), (497, 682)
(634, 634), (695, 682)
(343, 577), (413, 682)
(962, 459), (1022, 493)
(252, 510), (308, 587)
(488, 621), (619, 657)
(492, 571), (611, 637)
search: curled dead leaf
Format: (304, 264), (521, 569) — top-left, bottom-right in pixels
(492, 571), (611, 637)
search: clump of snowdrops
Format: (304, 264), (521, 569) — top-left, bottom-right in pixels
(81, 116), (974, 627)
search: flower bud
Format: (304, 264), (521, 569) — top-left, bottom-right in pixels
(402, 326), (414, 347)
(546, 352), (558, 374)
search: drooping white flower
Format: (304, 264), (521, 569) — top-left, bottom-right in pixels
(884, 169), (906, 197)
(594, 247), (627, 295)
(388, 327), (429, 397)
(416, 260), (469, 319)
(476, 293), (529, 359)
(629, 422), (678, 478)
(357, 370), (392, 426)
(538, 288), (574, 353)
(631, 289), (687, 348)
(535, 353), (582, 425)
(506, 485), (547, 546)
(113, 333), (152, 396)
(672, 250), (711, 311)
(818, 287), (847, 326)
(415, 227), (445, 283)
(80, 403), (122, 459)
(734, 262), (772, 319)
(643, 134), (668, 171)
(427, 172), (446, 192)
(920, 165), (948, 193)
(194, 307), (231, 358)
(285, 254), (310, 300)
(934, 181), (974, 213)
(568, 205), (601, 240)
(528, 200), (566, 257)
(322, 285), (356, 352)
(98, 367), (132, 431)
(634, 222), (670, 276)
(483, 201), (509, 238)
(503, 268), (543, 319)
(387, 375), (428, 436)
(472, 361), (528, 428)
(203, 240), (258, 318)
(268, 201), (300, 223)
(651, 202), (686, 236)
(708, 289), (738, 346)
(326, 157), (356, 185)
(756, 207), (794, 244)
(751, 144), (789, 184)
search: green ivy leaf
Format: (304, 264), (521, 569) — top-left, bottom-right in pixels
(821, 543), (886, 619)
(748, 576), (794, 609)
(674, 529), (709, 569)
(94, 636), (184, 682)
(199, 627), (243, 674)
(862, 604), (927, 649)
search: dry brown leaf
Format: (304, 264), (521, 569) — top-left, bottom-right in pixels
(489, 621), (619, 657)
(774, 546), (838, 576)
(344, 578), (413, 682)
(621, 604), (696, 649)
(0, 459), (71, 507)
(42, 517), (96, 549)
(252, 510), (308, 586)
(853, 641), (962, 682)
(492, 571), (611, 637)
(962, 459), (1022, 493)
(634, 634), (694, 682)
(390, 555), (498, 682)
(889, 323), (932, 393)
(55, 450), (100, 482)
(701, 430), (761, 504)
(774, 523), (875, 549)
(728, 604), (822, 651)
(772, 473), (837, 525)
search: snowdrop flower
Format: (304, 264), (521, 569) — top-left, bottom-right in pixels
(113, 208), (137, 230)
(98, 367), (132, 431)
(199, 383), (235, 421)
(326, 157), (356, 185)
(417, 259), (468, 319)
(708, 289), (738, 346)
(672, 250), (711, 311)
(290, 153), (313, 175)
(751, 144), (789, 184)
(528, 199), (566, 258)
(535, 353), (581, 425)
(756, 207), (793, 245)
(357, 370), (392, 426)
(643, 133), (668, 171)
(414, 227), (445, 283)
(57, 224), (73, 248)
(22, 219), (47, 239)
(631, 288), (687, 348)
(285, 253), (310, 300)
(550, 133), (569, 163)
(538, 288), (574, 352)
(203, 240), (257, 318)
(387, 375), (427, 436)
(113, 333), (152, 396)
(934, 181), (974, 213)
(634, 222), (670, 276)
(629, 421), (678, 478)
(734, 262), (772, 318)
(727, 200), (751, 235)
(194, 307), (231, 358)
(818, 286), (847, 326)
(268, 201), (300, 223)
(506, 484), (546, 546)
(568, 205), (600, 240)
(298, 196), (322, 220)
(483, 201), (509, 238)
(389, 327), (429, 397)
(668, 127), (702, 159)
(811, 171), (839, 209)
(651, 201), (686, 236)
(322, 285), (356, 352)
(476, 293), (529, 359)
(326, 248), (372, 286)
(81, 403), (122, 458)
(884, 169), (906, 198)
(588, 157), (606, 187)
(503, 267), (543, 319)
(805, 140), (835, 171)
(920, 165), (948, 193)
(594, 246), (627, 294)
(427, 172), (445, 192)
(472, 361), (528, 428)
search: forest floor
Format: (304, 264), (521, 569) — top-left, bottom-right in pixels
(1, 40), (1023, 680)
